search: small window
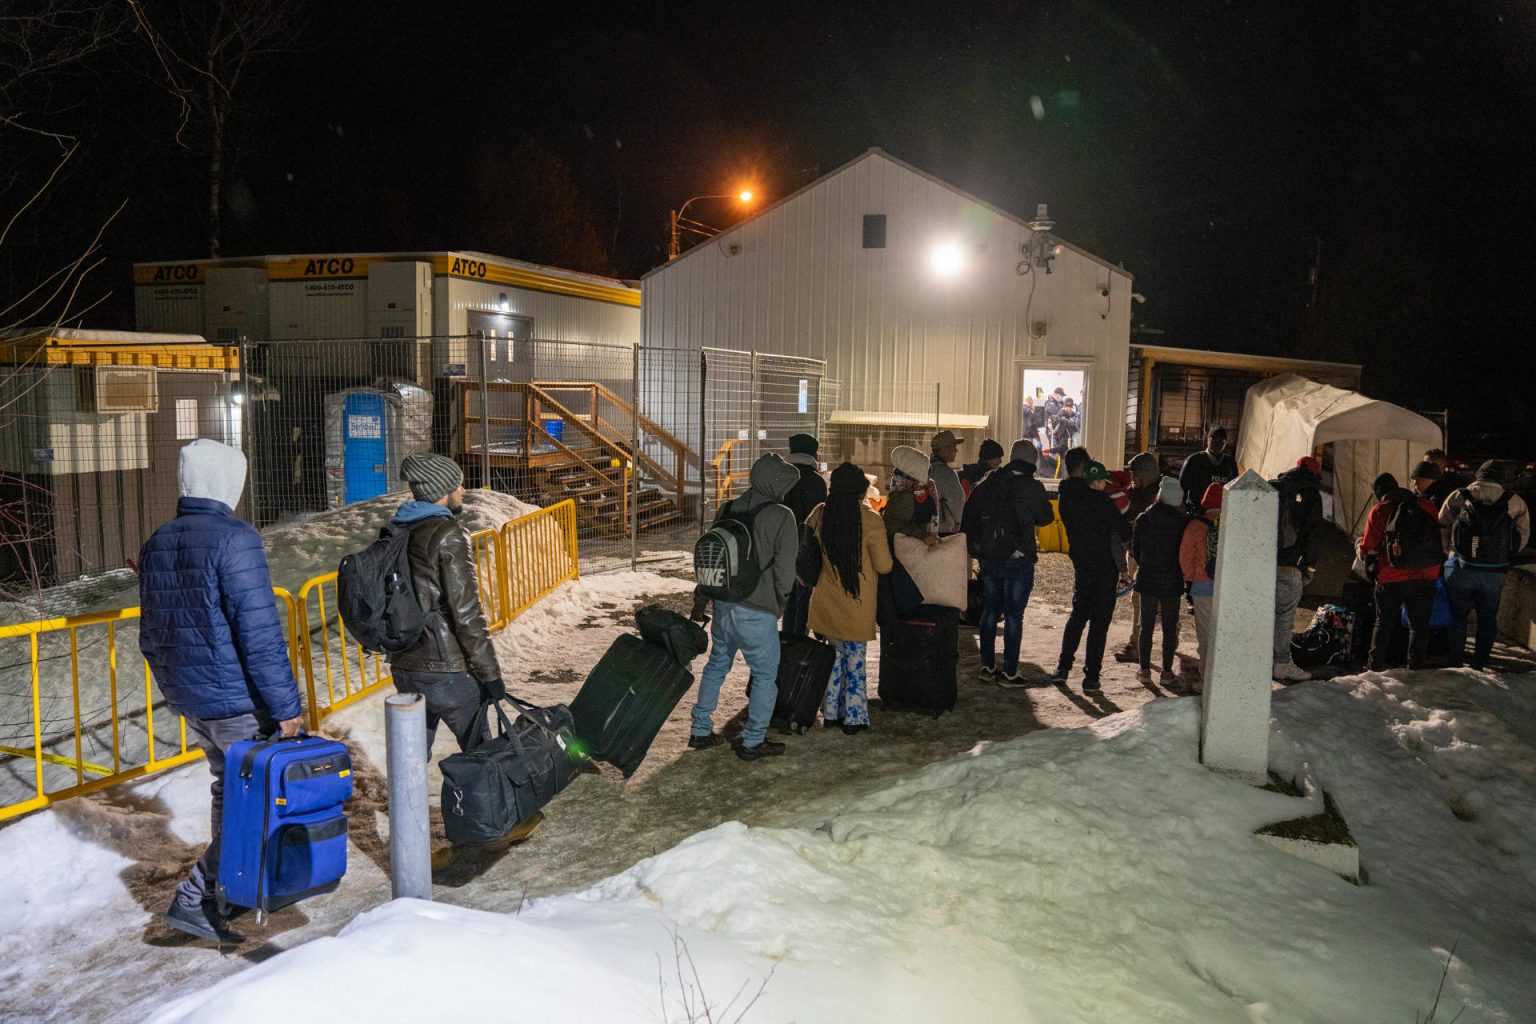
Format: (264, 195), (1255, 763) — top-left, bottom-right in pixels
(862, 214), (887, 249)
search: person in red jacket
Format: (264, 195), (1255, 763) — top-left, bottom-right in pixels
(1357, 472), (1445, 670)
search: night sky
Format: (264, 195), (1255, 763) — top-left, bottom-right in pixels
(8, 0), (1534, 451)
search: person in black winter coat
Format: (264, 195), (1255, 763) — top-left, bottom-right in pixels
(959, 438), (1006, 495)
(962, 439), (1055, 684)
(782, 433), (828, 636)
(1131, 477), (1188, 685)
(1054, 460), (1132, 692)
(1179, 426), (1239, 509)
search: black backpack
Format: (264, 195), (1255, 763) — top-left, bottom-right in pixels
(1382, 494), (1444, 569)
(1452, 491), (1515, 568)
(337, 522), (429, 654)
(693, 502), (763, 602)
(962, 473), (1020, 562)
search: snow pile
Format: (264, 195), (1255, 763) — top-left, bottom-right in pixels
(263, 488), (538, 592)
(147, 671), (1536, 1024)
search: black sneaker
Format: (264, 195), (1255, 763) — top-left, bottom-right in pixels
(822, 718), (842, 729)
(686, 732), (724, 750)
(164, 899), (245, 945)
(997, 670), (1028, 689)
(1050, 666), (1070, 685)
(734, 739), (787, 761)
(978, 664), (996, 679)
(1082, 677), (1102, 693)
(841, 722), (869, 735)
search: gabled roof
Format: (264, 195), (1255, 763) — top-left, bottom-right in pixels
(642, 147), (1131, 280)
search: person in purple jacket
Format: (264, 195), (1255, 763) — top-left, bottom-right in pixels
(139, 439), (304, 945)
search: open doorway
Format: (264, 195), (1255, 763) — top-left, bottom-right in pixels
(1021, 367), (1087, 479)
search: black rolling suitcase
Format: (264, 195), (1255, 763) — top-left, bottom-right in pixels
(878, 603), (959, 715)
(570, 633), (695, 777)
(771, 633), (836, 734)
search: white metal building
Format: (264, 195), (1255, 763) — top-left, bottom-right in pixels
(641, 148), (1135, 473)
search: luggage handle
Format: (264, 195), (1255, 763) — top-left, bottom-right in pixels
(238, 729), (312, 781)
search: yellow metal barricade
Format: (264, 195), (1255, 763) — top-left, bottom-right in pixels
(0, 502), (580, 822)
(501, 499), (580, 619)
(0, 588), (300, 823)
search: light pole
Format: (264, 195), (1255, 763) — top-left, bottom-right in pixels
(668, 190), (755, 260)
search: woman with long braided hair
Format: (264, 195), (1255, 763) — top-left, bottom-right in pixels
(806, 462), (893, 733)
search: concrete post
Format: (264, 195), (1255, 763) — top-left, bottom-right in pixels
(385, 693), (432, 900)
(1199, 470), (1278, 785)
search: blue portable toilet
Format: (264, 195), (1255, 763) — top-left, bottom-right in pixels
(341, 391), (389, 502)
(324, 381), (434, 507)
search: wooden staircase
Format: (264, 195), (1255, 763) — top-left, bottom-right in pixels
(457, 380), (693, 535)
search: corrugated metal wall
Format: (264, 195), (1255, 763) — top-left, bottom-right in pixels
(642, 151), (1133, 468)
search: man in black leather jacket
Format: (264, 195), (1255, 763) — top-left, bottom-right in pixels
(389, 453), (503, 754)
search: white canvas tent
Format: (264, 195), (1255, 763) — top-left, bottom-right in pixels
(1235, 374), (1444, 536)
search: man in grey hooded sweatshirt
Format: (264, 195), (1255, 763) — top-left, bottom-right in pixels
(688, 453), (800, 760)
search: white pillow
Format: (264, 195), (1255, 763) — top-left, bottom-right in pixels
(893, 532), (969, 611)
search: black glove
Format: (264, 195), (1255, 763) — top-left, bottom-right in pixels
(479, 677), (507, 703)
(689, 592), (711, 625)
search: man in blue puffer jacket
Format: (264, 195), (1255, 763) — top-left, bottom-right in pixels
(139, 438), (303, 944)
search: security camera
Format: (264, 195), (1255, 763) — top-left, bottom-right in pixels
(1097, 284), (1109, 298)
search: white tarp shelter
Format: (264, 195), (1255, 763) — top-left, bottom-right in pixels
(1235, 373), (1444, 536)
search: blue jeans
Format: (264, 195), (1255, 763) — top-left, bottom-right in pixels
(1445, 564), (1506, 669)
(692, 601), (780, 747)
(978, 558), (1036, 674)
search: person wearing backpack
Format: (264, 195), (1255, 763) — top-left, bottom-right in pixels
(781, 433), (828, 637)
(805, 462), (894, 733)
(1132, 476), (1188, 687)
(388, 453), (505, 758)
(1270, 456), (1325, 682)
(688, 452), (800, 760)
(1178, 482), (1224, 692)
(1438, 461), (1532, 670)
(929, 429), (968, 535)
(1052, 458), (1132, 693)
(138, 439), (304, 944)
(962, 439), (1055, 684)
(1358, 472), (1445, 670)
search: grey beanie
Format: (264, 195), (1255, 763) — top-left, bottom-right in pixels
(1158, 476), (1183, 507)
(400, 452), (464, 502)
(1009, 439), (1039, 465)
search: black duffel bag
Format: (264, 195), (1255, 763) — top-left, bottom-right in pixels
(439, 697), (584, 845)
(636, 604), (709, 666)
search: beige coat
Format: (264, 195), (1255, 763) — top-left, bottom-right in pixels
(806, 504), (894, 642)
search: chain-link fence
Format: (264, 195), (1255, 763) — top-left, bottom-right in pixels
(1, 333), (847, 589)
(817, 380), (943, 487)
(0, 336), (243, 592)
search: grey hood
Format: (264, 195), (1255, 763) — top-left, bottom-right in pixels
(178, 439), (246, 510)
(1466, 479), (1505, 503)
(747, 452), (800, 503)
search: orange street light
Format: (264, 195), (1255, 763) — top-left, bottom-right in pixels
(669, 189), (757, 260)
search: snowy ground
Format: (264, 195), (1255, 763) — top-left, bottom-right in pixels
(2, 548), (1534, 1023)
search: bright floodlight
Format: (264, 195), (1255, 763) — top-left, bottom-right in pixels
(928, 239), (966, 280)
(739, 190), (754, 202)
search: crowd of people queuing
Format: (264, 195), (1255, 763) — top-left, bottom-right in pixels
(686, 423), (1533, 765)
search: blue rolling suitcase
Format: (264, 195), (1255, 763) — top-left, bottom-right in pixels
(217, 734), (353, 916)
